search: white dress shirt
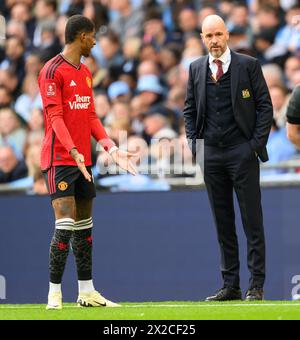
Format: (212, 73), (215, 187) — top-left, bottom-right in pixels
(208, 47), (231, 80)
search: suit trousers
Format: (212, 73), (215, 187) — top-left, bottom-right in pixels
(203, 141), (265, 289)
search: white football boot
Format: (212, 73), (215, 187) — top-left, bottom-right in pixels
(46, 292), (63, 310)
(77, 290), (120, 307)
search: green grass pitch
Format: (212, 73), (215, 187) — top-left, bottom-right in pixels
(0, 301), (300, 320)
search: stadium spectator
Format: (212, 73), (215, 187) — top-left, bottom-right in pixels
(143, 113), (176, 142)
(137, 59), (160, 78)
(82, 0), (108, 32)
(184, 33), (204, 51)
(0, 68), (21, 98)
(14, 73), (42, 122)
(34, 20), (62, 62)
(226, 2), (250, 34)
(143, 7), (178, 51)
(287, 85), (300, 148)
(55, 14), (68, 46)
(290, 68), (300, 88)
(98, 29), (124, 76)
(6, 19), (30, 51)
(269, 85), (290, 127)
(136, 74), (165, 118)
(25, 52), (44, 76)
(273, 4), (300, 55)
(253, 28), (277, 64)
(120, 36), (140, 89)
(0, 145), (28, 183)
(108, 117), (132, 147)
(130, 95), (148, 135)
(0, 85), (13, 109)
(107, 80), (131, 104)
(266, 119), (296, 168)
(27, 108), (44, 132)
(0, 107), (27, 156)
(25, 143), (42, 177)
(0, 36), (25, 85)
(10, 2), (36, 42)
(262, 63), (285, 88)
(109, 0), (144, 44)
(111, 102), (131, 122)
(255, 4), (282, 33)
(178, 7), (200, 41)
(33, 0), (57, 48)
(284, 55), (300, 90)
(94, 92), (111, 121)
(26, 129), (44, 149)
(167, 86), (186, 118)
(159, 43), (182, 73)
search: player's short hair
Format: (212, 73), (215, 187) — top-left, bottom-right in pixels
(65, 15), (95, 44)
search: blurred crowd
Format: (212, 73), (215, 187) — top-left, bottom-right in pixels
(0, 0), (300, 193)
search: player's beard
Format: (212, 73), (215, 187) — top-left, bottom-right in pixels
(83, 48), (91, 58)
(83, 42), (93, 57)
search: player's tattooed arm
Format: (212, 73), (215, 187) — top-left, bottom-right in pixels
(69, 148), (92, 182)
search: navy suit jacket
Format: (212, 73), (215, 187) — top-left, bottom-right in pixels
(183, 50), (273, 162)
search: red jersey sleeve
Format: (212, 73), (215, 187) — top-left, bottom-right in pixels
(40, 71), (76, 153)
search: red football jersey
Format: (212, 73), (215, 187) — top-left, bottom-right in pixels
(38, 53), (114, 171)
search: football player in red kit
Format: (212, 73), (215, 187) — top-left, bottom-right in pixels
(38, 15), (137, 309)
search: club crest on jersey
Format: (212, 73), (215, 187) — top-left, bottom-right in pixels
(86, 77), (92, 88)
(58, 181), (68, 191)
(46, 82), (56, 97)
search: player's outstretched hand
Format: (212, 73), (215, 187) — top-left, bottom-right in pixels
(70, 148), (92, 182)
(110, 149), (138, 176)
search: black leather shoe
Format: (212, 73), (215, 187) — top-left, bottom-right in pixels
(205, 287), (242, 301)
(245, 287), (264, 301)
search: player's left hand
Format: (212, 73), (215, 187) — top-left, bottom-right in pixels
(110, 149), (138, 176)
(70, 148), (92, 182)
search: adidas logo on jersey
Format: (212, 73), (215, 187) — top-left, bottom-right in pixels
(70, 80), (77, 87)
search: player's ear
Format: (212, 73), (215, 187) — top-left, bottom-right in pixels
(80, 32), (86, 42)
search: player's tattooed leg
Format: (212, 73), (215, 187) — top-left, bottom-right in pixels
(71, 199), (94, 281)
(49, 197), (76, 283)
(52, 196), (76, 220)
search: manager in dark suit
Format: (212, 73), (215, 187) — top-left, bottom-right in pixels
(183, 15), (273, 301)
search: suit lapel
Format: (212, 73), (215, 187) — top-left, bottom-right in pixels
(196, 56), (208, 133)
(199, 56), (208, 115)
(230, 51), (240, 110)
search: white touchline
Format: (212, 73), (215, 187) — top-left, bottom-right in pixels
(125, 303), (300, 308)
(0, 303), (300, 310)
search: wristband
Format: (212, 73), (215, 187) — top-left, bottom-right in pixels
(108, 146), (119, 155)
